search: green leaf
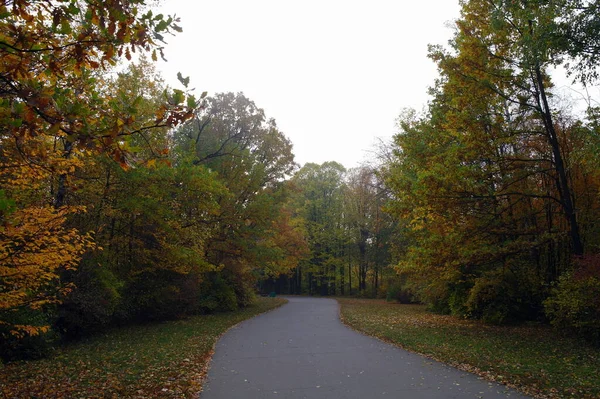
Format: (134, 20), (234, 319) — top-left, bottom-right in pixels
(186, 95), (197, 109)
(177, 72), (190, 88)
(60, 21), (72, 35)
(155, 20), (168, 32)
(173, 89), (185, 104)
(67, 3), (80, 15)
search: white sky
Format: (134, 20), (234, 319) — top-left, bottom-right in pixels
(156, 0), (461, 168)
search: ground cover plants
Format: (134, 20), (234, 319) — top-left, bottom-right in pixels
(338, 298), (599, 399)
(0, 297), (286, 398)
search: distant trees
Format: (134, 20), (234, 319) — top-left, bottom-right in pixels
(289, 162), (346, 296)
(172, 92), (305, 308)
(283, 162), (395, 297)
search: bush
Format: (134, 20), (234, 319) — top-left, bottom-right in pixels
(465, 277), (510, 324)
(384, 276), (416, 303)
(448, 281), (471, 317)
(545, 255), (600, 342)
(198, 273), (238, 312)
(0, 307), (58, 362)
(57, 261), (122, 338)
(222, 260), (256, 308)
(116, 269), (205, 322)
(465, 269), (543, 325)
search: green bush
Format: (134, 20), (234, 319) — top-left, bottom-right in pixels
(384, 277), (416, 303)
(466, 277), (511, 324)
(0, 307), (58, 361)
(219, 260), (257, 308)
(465, 269), (543, 325)
(545, 256), (600, 342)
(447, 281), (471, 317)
(116, 269), (205, 322)
(198, 273), (239, 312)
(57, 261), (122, 338)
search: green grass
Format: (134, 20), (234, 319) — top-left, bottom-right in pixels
(0, 297), (287, 398)
(337, 298), (599, 399)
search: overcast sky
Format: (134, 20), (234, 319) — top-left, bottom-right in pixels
(156, 0), (461, 168)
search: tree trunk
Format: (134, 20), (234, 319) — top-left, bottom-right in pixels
(533, 63), (584, 255)
(340, 263), (345, 296)
(348, 262), (352, 296)
(358, 228), (368, 292)
(54, 140), (73, 208)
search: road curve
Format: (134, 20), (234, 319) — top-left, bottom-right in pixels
(200, 296), (529, 399)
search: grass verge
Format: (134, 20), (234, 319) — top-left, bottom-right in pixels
(337, 298), (599, 399)
(0, 297), (287, 398)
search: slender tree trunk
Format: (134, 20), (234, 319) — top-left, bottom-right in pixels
(128, 214), (135, 265)
(532, 56), (583, 255)
(340, 263), (345, 296)
(54, 140), (74, 208)
(358, 228), (368, 292)
(348, 262), (352, 296)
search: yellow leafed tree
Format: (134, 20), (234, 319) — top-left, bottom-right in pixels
(0, 206), (95, 337)
(0, 0), (197, 338)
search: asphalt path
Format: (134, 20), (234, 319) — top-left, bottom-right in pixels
(200, 296), (529, 399)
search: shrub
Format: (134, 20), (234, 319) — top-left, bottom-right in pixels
(57, 261), (122, 338)
(384, 276), (416, 303)
(465, 269), (543, 325)
(0, 307), (58, 361)
(198, 273), (238, 312)
(222, 260), (257, 308)
(544, 255), (600, 342)
(448, 281), (471, 317)
(116, 269), (205, 322)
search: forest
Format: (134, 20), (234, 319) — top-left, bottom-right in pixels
(1, 0), (600, 361)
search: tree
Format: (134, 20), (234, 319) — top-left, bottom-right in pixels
(52, 59), (224, 334)
(1, 0), (197, 338)
(344, 166), (395, 296)
(172, 92), (302, 305)
(382, 0), (600, 322)
(556, 0), (600, 84)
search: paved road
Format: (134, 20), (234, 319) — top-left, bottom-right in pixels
(200, 297), (529, 399)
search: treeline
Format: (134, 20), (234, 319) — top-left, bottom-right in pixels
(380, 0), (600, 337)
(274, 0), (600, 342)
(0, 1), (304, 360)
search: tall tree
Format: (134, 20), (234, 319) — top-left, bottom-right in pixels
(172, 92), (302, 305)
(0, 0), (197, 337)
(383, 0), (600, 321)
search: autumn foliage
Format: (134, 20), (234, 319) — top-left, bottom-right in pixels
(1, 1), (305, 359)
(2, 0), (599, 363)
(380, 0), (600, 335)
